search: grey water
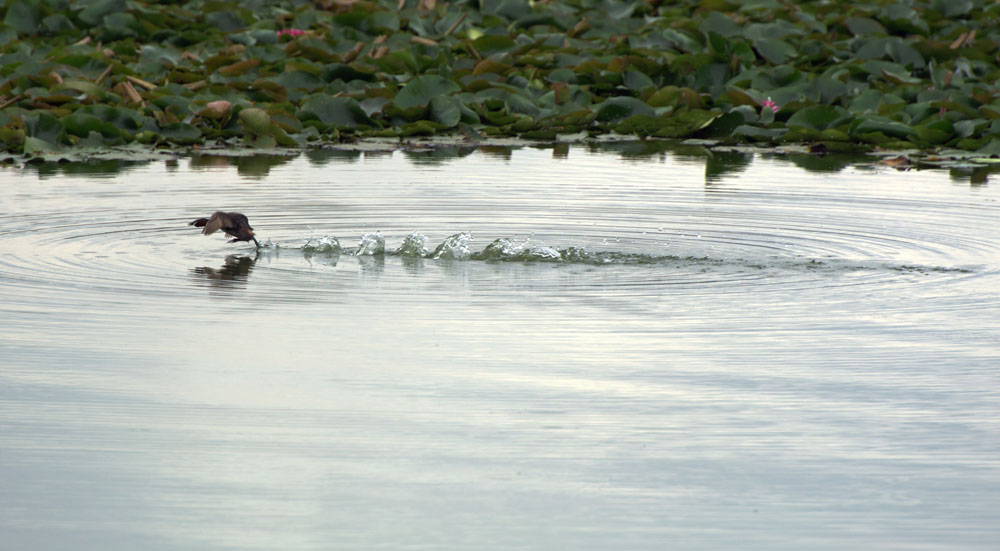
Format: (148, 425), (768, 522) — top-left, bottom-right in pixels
(1, 143), (998, 550)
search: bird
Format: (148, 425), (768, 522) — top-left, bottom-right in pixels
(189, 211), (261, 248)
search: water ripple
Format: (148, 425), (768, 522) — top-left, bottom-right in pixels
(0, 150), (997, 312)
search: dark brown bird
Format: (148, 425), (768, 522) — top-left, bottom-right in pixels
(189, 211), (260, 248)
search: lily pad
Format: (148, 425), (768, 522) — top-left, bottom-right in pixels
(596, 97), (655, 122)
(61, 113), (121, 142)
(913, 119), (954, 145)
(78, 0), (127, 27)
(753, 39), (797, 65)
(23, 111), (65, 144)
(159, 122), (202, 145)
(653, 109), (722, 138)
(786, 106), (852, 131)
(733, 125), (788, 141)
(4, 1), (42, 34)
(394, 75), (461, 110)
(299, 94), (375, 128)
(23, 136), (59, 155)
(238, 108), (271, 136)
(429, 96), (462, 128)
(850, 116), (915, 139)
(0, 0), (998, 155)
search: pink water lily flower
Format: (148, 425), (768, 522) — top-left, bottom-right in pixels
(761, 97), (779, 113)
(277, 28), (307, 37)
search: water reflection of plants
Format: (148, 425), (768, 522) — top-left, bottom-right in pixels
(9, 142), (1000, 184)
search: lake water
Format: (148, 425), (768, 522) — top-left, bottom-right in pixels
(1, 143), (998, 550)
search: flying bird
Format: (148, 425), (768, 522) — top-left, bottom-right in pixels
(189, 211), (261, 248)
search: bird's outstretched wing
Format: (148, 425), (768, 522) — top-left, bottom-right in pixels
(201, 212), (225, 235)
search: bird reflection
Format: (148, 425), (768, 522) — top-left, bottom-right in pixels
(191, 254), (256, 290)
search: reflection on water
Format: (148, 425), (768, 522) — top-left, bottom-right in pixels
(190, 153), (298, 179)
(191, 254), (257, 291)
(1, 143), (999, 551)
(16, 140), (1000, 185)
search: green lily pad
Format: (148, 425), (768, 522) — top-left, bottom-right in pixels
(78, 0), (127, 27)
(472, 35), (518, 54)
(23, 111), (65, 144)
(596, 97), (655, 122)
(238, 108), (271, 135)
(978, 106), (1000, 120)
(298, 94), (375, 127)
(850, 116), (915, 139)
(506, 93), (541, 118)
(394, 75), (461, 110)
(954, 119), (987, 139)
(0, 0), (998, 156)
(62, 112), (121, 142)
(786, 106), (853, 131)
(5, 1), (42, 34)
(75, 105), (149, 131)
(623, 69), (655, 93)
(399, 120), (439, 136)
(914, 119), (954, 144)
(662, 29), (703, 53)
(272, 71), (325, 92)
(23, 136), (59, 155)
(102, 12), (139, 39)
(429, 96), (462, 128)
(42, 13), (76, 33)
(753, 38), (797, 65)
(733, 125), (789, 141)
(322, 63), (377, 83)
(55, 80), (106, 99)
(699, 12), (741, 38)
(652, 109), (722, 138)
(159, 122), (202, 145)
(975, 139), (1000, 156)
(205, 10), (248, 33)
(844, 17), (887, 36)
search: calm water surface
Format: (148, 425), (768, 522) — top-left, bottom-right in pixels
(1, 145), (998, 550)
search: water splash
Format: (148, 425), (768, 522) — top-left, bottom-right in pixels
(475, 237), (561, 262)
(275, 232), (978, 274)
(354, 231), (385, 256)
(395, 232), (429, 257)
(302, 235), (342, 254)
(477, 237), (521, 259)
(431, 232), (473, 260)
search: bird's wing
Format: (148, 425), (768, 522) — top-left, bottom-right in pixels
(231, 212), (253, 231)
(201, 212), (224, 235)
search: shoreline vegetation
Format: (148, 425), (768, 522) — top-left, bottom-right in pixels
(2, 0), (1000, 165)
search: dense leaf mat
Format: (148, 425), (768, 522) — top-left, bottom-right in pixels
(2, 0), (999, 158)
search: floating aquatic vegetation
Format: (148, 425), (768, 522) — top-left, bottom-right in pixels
(2, 0), (1000, 157)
